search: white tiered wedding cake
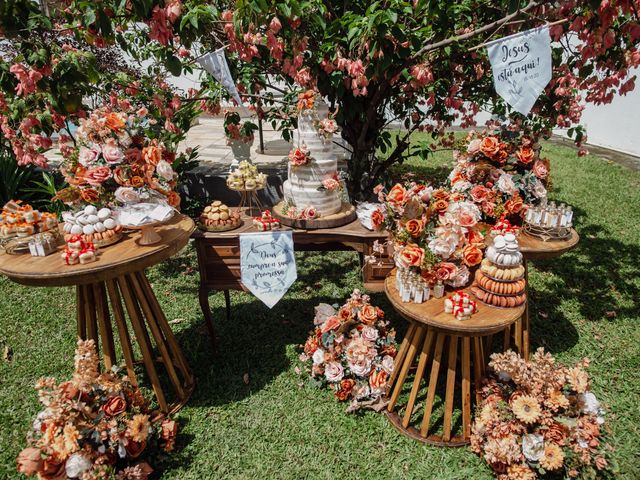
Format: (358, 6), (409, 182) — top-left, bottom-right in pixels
(282, 103), (341, 217)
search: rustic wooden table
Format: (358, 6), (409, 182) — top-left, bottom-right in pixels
(0, 214), (196, 414)
(384, 271), (525, 446)
(191, 217), (392, 345)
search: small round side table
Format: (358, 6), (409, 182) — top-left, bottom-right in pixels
(384, 272), (525, 446)
(0, 214), (195, 414)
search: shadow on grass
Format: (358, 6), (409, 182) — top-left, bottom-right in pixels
(527, 218), (640, 353)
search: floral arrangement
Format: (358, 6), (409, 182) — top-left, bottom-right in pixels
(471, 349), (613, 480)
(318, 173), (342, 192)
(316, 117), (338, 139)
(288, 146), (311, 167)
(55, 104), (183, 208)
(16, 340), (177, 480)
(372, 182), (486, 287)
(283, 200), (318, 220)
(296, 90), (317, 112)
(449, 128), (550, 224)
(300, 290), (397, 410)
(223, 110), (258, 143)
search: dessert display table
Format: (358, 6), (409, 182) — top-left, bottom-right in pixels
(192, 217), (391, 342)
(513, 229), (580, 359)
(384, 271), (525, 446)
(0, 214), (196, 414)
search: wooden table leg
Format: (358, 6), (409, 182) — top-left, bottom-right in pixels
(105, 278), (138, 384)
(420, 332), (445, 438)
(387, 324), (425, 412)
(443, 335), (459, 442)
(461, 337), (471, 439)
(402, 329), (434, 428)
(386, 322), (416, 395)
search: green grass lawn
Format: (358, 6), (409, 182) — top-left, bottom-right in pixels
(1, 139), (639, 479)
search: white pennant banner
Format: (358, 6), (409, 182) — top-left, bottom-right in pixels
(196, 47), (245, 110)
(487, 25), (552, 116)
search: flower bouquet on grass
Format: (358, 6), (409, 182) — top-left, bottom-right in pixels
(449, 127), (550, 225)
(16, 340), (178, 480)
(371, 182), (486, 287)
(55, 104), (187, 209)
(299, 290), (397, 412)
(471, 349), (614, 480)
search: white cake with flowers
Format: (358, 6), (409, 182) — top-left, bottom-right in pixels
(282, 91), (342, 218)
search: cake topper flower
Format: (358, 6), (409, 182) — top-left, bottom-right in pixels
(288, 146), (311, 166)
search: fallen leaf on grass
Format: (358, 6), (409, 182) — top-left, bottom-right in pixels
(243, 373), (250, 385)
(169, 318), (184, 325)
(3, 345), (12, 362)
(605, 311), (617, 318)
(345, 396), (389, 414)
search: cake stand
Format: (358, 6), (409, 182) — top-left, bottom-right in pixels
(272, 201), (357, 229)
(228, 184), (265, 217)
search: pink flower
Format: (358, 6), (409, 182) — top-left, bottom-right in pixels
(102, 140), (124, 164)
(78, 145), (101, 167)
(410, 63), (434, 87)
(288, 147), (310, 166)
(148, 6), (172, 45)
(532, 160), (549, 179)
(156, 160), (176, 181)
(322, 178), (340, 191)
(165, 0), (182, 23)
(470, 185), (488, 203)
(347, 59), (365, 77)
(178, 47), (190, 58)
(269, 16), (282, 33)
(302, 206), (317, 219)
(324, 362), (344, 383)
(84, 166), (112, 186)
(467, 138), (482, 154)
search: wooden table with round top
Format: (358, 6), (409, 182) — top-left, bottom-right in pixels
(384, 271), (525, 446)
(0, 214), (196, 414)
(510, 229), (579, 359)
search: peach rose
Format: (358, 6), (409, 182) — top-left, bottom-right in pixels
(142, 145), (162, 166)
(467, 138), (482, 154)
(516, 146), (535, 164)
(532, 159), (549, 179)
(59, 381), (79, 400)
(398, 244), (424, 268)
(369, 369), (388, 393)
(102, 396), (127, 416)
(504, 195), (524, 215)
(358, 304), (378, 325)
(470, 185), (488, 203)
(105, 112), (125, 131)
(435, 262), (457, 281)
(84, 166), (112, 186)
(371, 208), (384, 230)
(405, 219), (423, 237)
(304, 336), (319, 355)
(463, 245), (483, 266)
(321, 316), (341, 333)
(16, 448), (42, 476)
(102, 141), (124, 164)
(338, 307), (353, 321)
(433, 199), (449, 213)
(466, 228), (485, 246)
(386, 183), (407, 205)
(302, 206), (317, 219)
(66, 165), (87, 186)
(335, 378), (356, 401)
(432, 189), (450, 201)
(288, 147), (309, 166)
(166, 191), (181, 209)
(130, 176), (145, 188)
(494, 147), (509, 164)
(80, 188), (99, 203)
(480, 136), (500, 157)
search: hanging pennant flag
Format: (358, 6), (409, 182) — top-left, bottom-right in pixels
(486, 25), (552, 116)
(196, 47), (245, 109)
(240, 231), (297, 308)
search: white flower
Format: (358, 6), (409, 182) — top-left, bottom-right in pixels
(314, 303), (336, 326)
(496, 173), (518, 195)
(312, 348), (325, 365)
(361, 326), (379, 343)
(352, 382), (371, 400)
(66, 453), (93, 478)
(349, 359), (373, 377)
(451, 180), (473, 193)
(447, 265), (470, 288)
(114, 187), (141, 204)
(531, 178), (547, 199)
(382, 355), (395, 375)
(156, 159), (176, 181)
(580, 391), (603, 416)
(324, 362), (344, 383)
(522, 433), (545, 462)
(578, 438), (589, 449)
(467, 138), (482, 154)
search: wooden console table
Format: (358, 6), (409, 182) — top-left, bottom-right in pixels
(192, 217), (391, 343)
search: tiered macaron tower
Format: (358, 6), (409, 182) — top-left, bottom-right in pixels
(470, 233), (526, 308)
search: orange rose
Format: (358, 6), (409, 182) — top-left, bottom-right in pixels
(321, 316), (341, 333)
(105, 112), (126, 131)
(433, 199), (449, 213)
(358, 304), (378, 325)
(504, 195), (524, 215)
(466, 228), (485, 246)
(494, 146), (509, 164)
(371, 208), (384, 230)
(470, 185), (489, 203)
(398, 244), (424, 268)
(16, 448), (42, 476)
(386, 183), (407, 205)
(102, 396), (127, 416)
(160, 419), (178, 451)
(165, 191), (181, 209)
(335, 378), (355, 401)
(463, 245), (483, 266)
(480, 136), (500, 157)
(304, 336), (319, 355)
(130, 176), (145, 188)
(375, 306), (385, 320)
(142, 145), (163, 166)
(59, 381), (79, 400)
(40, 459), (66, 480)
(66, 165), (87, 186)
(113, 166), (130, 186)
(405, 219), (423, 237)
(80, 188), (99, 203)
(516, 146), (535, 164)
(369, 369), (388, 390)
(432, 189), (450, 201)
(435, 262), (457, 281)
(338, 306), (353, 321)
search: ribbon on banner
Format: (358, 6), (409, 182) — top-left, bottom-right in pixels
(196, 47), (246, 111)
(240, 231), (297, 308)
(486, 25), (552, 116)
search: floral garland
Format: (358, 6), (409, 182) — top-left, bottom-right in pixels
(16, 340), (177, 480)
(372, 182), (485, 287)
(449, 127), (550, 224)
(471, 349), (613, 480)
(300, 290), (397, 411)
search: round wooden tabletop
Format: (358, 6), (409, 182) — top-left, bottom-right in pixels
(0, 214), (195, 287)
(385, 271), (524, 335)
(518, 229), (579, 260)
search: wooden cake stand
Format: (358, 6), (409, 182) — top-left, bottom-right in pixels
(384, 271), (525, 446)
(0, 215), (196, 414)
(272, 201), (357, 229)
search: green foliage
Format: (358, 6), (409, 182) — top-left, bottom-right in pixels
(0, 147), (35, 205)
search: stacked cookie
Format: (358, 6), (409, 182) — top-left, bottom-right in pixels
(200, 201), (241, 230)
(470, 233), (526, 308)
